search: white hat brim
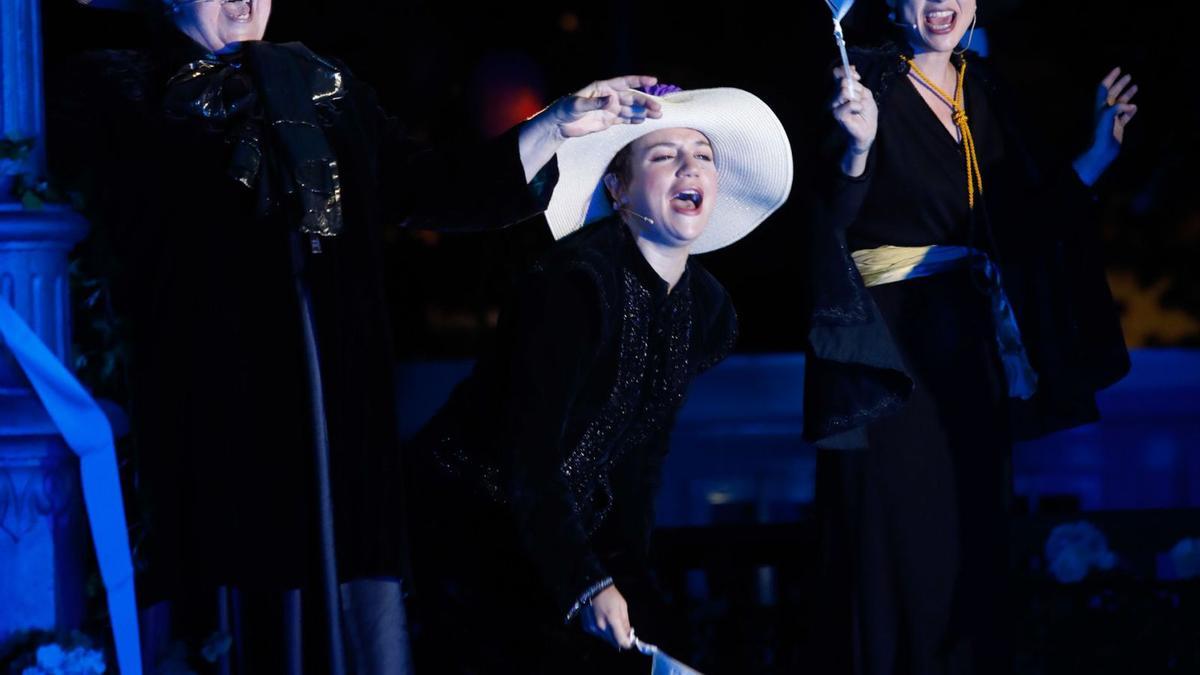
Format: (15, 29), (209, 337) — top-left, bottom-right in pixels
(545, 88), (793, 255)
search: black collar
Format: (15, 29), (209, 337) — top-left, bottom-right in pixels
(614, 218), (691, 305)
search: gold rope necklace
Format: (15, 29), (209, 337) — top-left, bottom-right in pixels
(902, 55), (983, 209)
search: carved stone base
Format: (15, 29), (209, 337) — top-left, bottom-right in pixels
(0, 202), (90, 640)
(0, 393), (86, 639)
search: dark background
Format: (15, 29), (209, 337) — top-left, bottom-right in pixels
(41, 0), (1200, 357)
(34, 3), (1200, 671)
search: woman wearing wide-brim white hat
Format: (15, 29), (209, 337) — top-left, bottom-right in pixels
(546, 86), (793, 257)
(405, 86), (792, 672)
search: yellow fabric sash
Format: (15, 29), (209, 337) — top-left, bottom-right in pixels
(852, 244), (1038, 399)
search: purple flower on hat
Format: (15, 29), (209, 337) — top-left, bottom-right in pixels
(639, 83), (682, 97)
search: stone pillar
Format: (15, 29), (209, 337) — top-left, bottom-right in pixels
(0, 0), (92, 641)
(0, 0), (46, 195)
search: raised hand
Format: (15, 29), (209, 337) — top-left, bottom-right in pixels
(549, 75), (666, 139)
(1095, 67), (1140, 148)
(1074, 67), (1140, 186)
(831, 65), (877, 177)
(518, 75), (666, 182)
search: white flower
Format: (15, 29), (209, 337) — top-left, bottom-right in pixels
(1048, 547), (1089, 583)
(22, 644), (106, 675)
(36, 645), (66, 669)
(1169, 537), (1200, 580)
(1045, 521), (1116, 583)
(63, 646), (106, 674)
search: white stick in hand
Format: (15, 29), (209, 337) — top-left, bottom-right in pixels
(826, 0), (858, 99)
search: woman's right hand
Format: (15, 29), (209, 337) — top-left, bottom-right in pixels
(831, 65), (878, 177)
(518, 76), (664, 182)
(547, 76), (664, 139)
(580, 585), (634, 651)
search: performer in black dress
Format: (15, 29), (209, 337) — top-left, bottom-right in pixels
(405, 87), (792, 673)
(803, 1), (1138, 673)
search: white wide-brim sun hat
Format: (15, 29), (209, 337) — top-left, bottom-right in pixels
(545, 87), (794, 255)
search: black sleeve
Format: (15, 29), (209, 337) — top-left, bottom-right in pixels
(598, 409), (676, 591)
(801, 48), (915, 449)
(972, 57), (1130, 438)
(375, 108), (559, 232)
(975, 56), (1103, 250)
(813, 45), (893, 235)
(501, 266), (614, 622)
(692, 268), (740, 374)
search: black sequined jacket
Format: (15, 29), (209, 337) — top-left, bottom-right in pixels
(414, 216), (737, 620)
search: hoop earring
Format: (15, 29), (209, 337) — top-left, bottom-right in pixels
(954, 12), (979, 56)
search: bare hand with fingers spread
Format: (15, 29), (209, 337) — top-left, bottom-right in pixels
(1074, 66), (1140, 186)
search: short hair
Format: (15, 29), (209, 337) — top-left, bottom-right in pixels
(603, 143), (634, 202)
